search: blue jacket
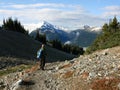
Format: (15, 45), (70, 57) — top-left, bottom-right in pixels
(37, 48), (46, 59)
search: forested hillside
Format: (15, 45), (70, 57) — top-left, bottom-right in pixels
(86, 16), (120, 54)
(0, 30), (75, 62)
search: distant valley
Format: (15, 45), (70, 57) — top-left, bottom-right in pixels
(30, 21), (102, 47)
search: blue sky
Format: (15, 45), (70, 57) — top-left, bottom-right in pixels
(0, 0), (120, 32)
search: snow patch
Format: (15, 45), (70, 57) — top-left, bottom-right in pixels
(64, 41), (72, 45)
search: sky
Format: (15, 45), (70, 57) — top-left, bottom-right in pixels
(0, 0), (120, 32)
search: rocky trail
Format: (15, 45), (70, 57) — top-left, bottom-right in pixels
(1, 46), (120, 90)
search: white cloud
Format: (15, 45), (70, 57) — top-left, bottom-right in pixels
(2, 3), (77, 9)
(24, 22), (43, 33)
(0, 3), (109, 31)
(103, 11), (120, 17)
(104, 6), (120, 11)
(102, 6), (120, 17)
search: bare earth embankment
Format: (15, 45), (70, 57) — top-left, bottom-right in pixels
(0, 46), (120, 90)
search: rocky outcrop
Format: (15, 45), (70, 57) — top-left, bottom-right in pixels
(0, 46), (120, 90)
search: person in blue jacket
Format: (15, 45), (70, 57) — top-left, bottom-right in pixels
(37, 44), (46, 70)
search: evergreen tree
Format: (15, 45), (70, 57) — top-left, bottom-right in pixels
(63, 44), (84, 55)
(35, 30), (40, 41)
(71, 45), (84, 55)
(86, 16), (120, 54)
(109, 16), (119, 33)
(0, 26), (2, 30)
(52, 39), (62, 50)
(35, 31), (46, 44)
(2, 17), (27, 34)
(63, 44), (71, 53)
(102, 23), (109, 34)
(118, 22), (120, 31)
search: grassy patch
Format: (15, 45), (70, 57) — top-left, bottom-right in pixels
(0, 64), (32, 77)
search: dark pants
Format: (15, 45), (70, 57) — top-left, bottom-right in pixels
(40, 57), (45, 70)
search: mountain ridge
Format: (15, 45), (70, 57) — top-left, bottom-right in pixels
(30, 21), (101, 47)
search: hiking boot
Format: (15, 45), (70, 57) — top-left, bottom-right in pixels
(41, 68), (45, 71)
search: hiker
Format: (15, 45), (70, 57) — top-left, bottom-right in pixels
(37, 44), (46, 70)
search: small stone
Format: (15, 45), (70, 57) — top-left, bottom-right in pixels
(89, 72), (97, 79)
(98, 73), (102, 76)
(55, 67), (59, 71)
(48, 71), (52, 74)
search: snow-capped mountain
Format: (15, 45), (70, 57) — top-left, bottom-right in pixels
(90, 27), (102, 32)
(83, 25), (102, 33)
(30, 21), (70, 42)
(30, 21), (101, 47)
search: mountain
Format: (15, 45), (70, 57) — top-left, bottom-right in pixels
(30, 21), (70, 43)
(68, 29), (101, 47)
(84, 25), (102, 33)
(30, 22), (102, 47)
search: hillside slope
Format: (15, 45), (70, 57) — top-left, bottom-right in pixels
(1, 46), (120, 90)
(0, 30), (75, 62)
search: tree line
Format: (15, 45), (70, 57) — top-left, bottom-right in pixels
(0, 17), (28, 35)
(86, 16), (120, 54)
(35, 31), (84, 55)
(51, 39), (84, 55)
